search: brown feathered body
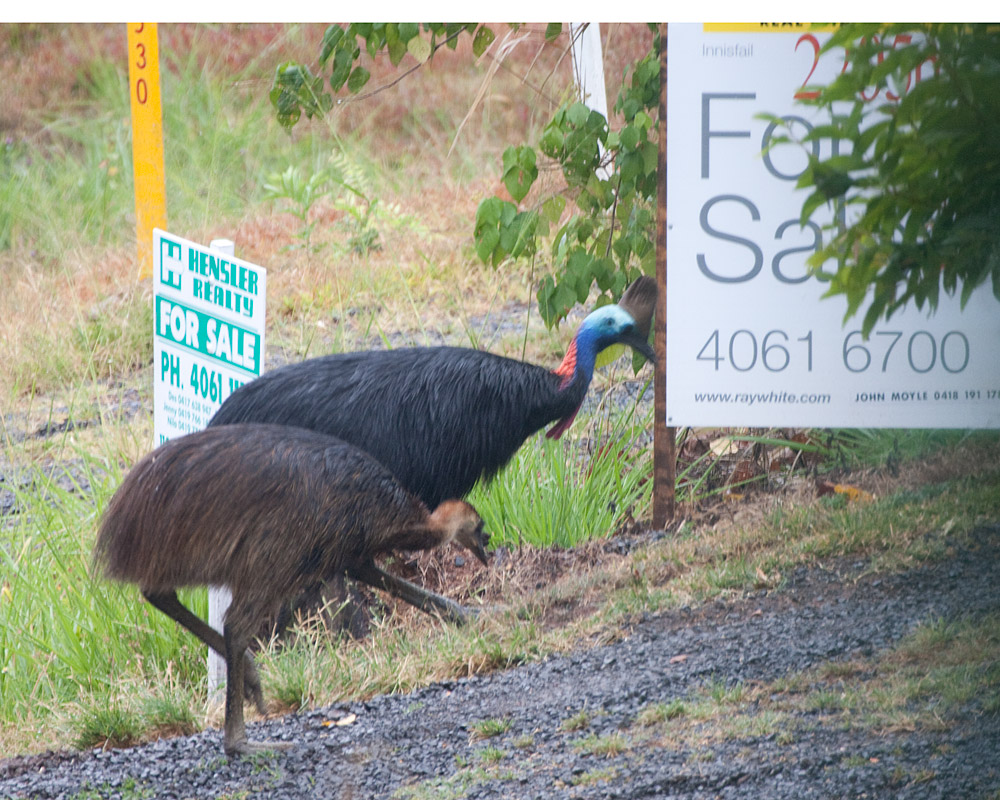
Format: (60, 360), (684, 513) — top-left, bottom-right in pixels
(95, 424), (476, 635)
(94, 423), (485, 756)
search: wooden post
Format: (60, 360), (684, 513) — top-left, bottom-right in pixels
(126, 23), (167, 280)
(653, 23), (676, 529)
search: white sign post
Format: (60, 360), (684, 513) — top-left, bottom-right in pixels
(152, 229), (266, 698)
(570, 23), (610, 180)
(666, 24), (1000, 428)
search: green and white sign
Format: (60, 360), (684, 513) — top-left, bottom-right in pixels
(153, 229), (266, 444)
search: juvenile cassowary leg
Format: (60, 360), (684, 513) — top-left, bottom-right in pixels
(222, 621), (250, 757)
(143, 590), (266, 714)
(350, 561), (475, 625)
(223, 620), (292, 757)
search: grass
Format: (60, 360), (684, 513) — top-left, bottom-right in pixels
(634, 700), (686, 726)
(572, 732), (628, 757)
(559, 708), (592, 732)
(570, 766), (619, 787)
(470, 386), (653, 549)
(469, 716), (513, 740)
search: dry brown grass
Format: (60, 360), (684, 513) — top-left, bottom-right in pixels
(374, 434), (1000, 648)
(0, 23), (653, 417)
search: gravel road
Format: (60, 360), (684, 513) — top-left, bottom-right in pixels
(3, 523), (998, 800)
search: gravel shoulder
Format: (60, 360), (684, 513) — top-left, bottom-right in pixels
(3, 524), (998, 800)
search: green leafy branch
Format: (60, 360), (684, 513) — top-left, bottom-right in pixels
(268, 23), (660, 334)
(778, 23), (1000, 335)
(474, 30), (660, 328)
(270, 23), (498, 129)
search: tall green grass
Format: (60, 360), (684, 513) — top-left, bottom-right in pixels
(0, 30), (331, 258)
(470, 398), (653, 549)
(0, 450), (208, 747)
(823, 428), (987, 469)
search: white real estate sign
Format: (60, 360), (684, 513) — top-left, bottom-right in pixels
(153, 229), (266, 444)
(666, 24), (1000, 428)
(152, 229), (266, 696)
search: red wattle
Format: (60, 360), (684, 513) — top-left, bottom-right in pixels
(552, 338), (577, 391)
(545, 406), (580, 439)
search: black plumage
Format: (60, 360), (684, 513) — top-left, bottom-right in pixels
(211, 347), (584, 508)
(210, 276), (657, 509)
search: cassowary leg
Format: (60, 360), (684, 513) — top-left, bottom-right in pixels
(274, 577), (368, 640)
(142, 589), (266, 714)
(350, 561), (475, 626)
(223, 620), (292, 758)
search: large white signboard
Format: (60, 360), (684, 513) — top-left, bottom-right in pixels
(666, 24), (1000, 428)
(153, 229), (266, 444)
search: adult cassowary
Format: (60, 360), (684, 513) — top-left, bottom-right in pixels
(209, 275), (657, 618)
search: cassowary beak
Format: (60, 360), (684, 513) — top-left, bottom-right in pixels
(464, 521), (490, 566)
(621, 331), (655, 364)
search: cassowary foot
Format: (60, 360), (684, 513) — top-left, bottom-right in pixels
(224, 737), (293, 758)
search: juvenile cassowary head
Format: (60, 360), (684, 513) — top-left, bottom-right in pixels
(429, 499), (490, 565)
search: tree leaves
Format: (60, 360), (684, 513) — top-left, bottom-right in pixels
(270, 24), (498, 130)
(472, 25), (496, 58)
(501, 146), (537, 204)
(789, 24), (1000, 334)
(474, 197), (537, 267)
(472, 27), (660, 329)
(269, 62), (332, 128)
(268, 22), (661, 335)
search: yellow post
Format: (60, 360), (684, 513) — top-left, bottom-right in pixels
(126, 23), (167, 280)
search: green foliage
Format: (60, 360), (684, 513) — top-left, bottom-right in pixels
(786, 24), (1000, 335)
(264, 150), (420, 256)
(474, 196), (537, 266)
(269, 62), (332, 129)
(268, 23), (660, 331)
(490, 37), (661, 328)
(469, 716), (513, 740)
(468, 398), (653, 549)
(271, 23), (490, 129)
(821, 428), (987, 470)
(560, 708), (592, 732)
(0, 38), (317, 258)
(70, 696), (145, 750)
(263, 164), (333, 252)
(0, 453), (209, 740)
(501, 145), (537, 204)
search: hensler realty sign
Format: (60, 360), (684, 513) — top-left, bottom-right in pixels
(153, 229), (266, 444)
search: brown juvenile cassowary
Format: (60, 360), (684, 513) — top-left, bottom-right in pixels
(93, 424), (488, 757)
(209, 276), (656, 617)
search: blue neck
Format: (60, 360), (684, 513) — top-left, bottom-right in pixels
(552, 327), (600, 391)
(572, 326), (602, 383)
